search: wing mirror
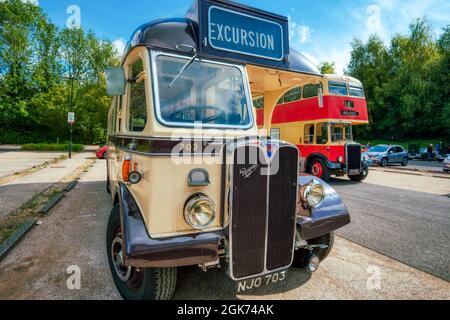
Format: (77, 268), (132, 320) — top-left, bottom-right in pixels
(105, 67), (126, 96)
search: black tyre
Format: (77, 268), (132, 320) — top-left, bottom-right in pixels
(292, 232), (335, 268)
(348, 166), (369, 182)
(401, 157), (408, 166)
(308, 158), (331, 182)
(380, 158), (388, 167)
(106, 204), (177, 300)
(102, 152), (108, 159)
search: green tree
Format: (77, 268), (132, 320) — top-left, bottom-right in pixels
(0, 0), (119, 144)
(347, 18), (449, 142)
(319, 61), (336, 74)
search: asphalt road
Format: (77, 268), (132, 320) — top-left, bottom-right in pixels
(331, 174), (450, 281)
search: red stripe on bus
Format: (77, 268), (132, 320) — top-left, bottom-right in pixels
(256, 96), (368, 125)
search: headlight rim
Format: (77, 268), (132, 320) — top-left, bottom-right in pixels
(184, 193), (216, 230)
(303, 180), (326, 208)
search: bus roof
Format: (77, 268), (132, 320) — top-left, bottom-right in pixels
(123, 0), (320, 76)
(323, 74), (363, 86)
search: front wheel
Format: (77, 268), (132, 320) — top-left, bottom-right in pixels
(401, 157), (408, 166)
(106, 204), (177, 300)
(308, 158), (331, 182)
(348, 166), (369, 182)
(380, 158), (388, 167)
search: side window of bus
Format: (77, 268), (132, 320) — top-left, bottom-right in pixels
(303, 84), (321, 99)
(329, 81), (348, 96)
(109, 97), (117, 134)
(127, 58), (147, 132)
(277, 86), (301, 105)
(304, 124), (315, 144)
(316, 123), (329, 145)
(349, 84), (365, 97)
(253, 96), (264, 109)
(283, 87), (302, 103)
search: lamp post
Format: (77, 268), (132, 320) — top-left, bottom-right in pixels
(62, 76), (80, 159)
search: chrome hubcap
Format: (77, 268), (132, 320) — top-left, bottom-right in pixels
(111, 236), (131, 282)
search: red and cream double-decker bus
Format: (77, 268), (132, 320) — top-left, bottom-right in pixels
(255, 74), (369, 182)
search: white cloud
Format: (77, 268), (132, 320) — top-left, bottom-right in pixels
(113, 38), (126, 56)
(288, 16), (312, 44)
(298, 25), (311, 44)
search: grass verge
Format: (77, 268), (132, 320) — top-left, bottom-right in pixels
(0, 158), (96, 249)
(21, 143), (84, 152)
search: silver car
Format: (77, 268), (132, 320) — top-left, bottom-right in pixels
(366, 145), (409, 167)
(443, 155), (450, 173)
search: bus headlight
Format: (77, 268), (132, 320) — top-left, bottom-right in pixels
(303, 181), (325, 208)
(184, 194), (216, 229)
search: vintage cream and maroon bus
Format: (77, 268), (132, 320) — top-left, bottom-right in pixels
(104, 0), (350, 300)
(255, 74), (369, 182)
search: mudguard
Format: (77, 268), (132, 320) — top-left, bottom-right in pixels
(297, 175), (351, 240)
(117, 183), (222, 268)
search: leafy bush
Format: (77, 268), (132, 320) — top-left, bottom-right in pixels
(21, 143), (84, 152)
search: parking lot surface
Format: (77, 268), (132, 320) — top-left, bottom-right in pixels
(0, 153), (92, 217)
(0, 151), (65, 179)
(331, 173), (450, 281)
(0, 160), (448, 300)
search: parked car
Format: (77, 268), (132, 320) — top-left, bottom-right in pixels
(96, 145), (107, 159)
(407, 144), (421, 160)
(419, 148), (429, 161)
(443, 155), (450, 173)
(366, 145), (409, 167)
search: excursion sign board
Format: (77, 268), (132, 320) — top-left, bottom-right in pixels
(188, 0), (290, 69)
(208, 6), (284, 61)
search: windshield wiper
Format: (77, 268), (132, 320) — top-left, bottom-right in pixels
(168, 45), (198, 88)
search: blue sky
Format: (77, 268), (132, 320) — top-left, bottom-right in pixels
(32, 0), (449, 73)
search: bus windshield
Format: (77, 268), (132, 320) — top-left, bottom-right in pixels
(349, 84), (365, 97)
(153, 53), (252, 128)
(330, 123), (352, 142)
(329, 81), (348, 96)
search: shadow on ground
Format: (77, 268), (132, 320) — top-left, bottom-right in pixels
(174, 266), (311, 300)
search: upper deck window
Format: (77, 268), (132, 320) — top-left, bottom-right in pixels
(303, 84), (321, 99)
(283, 87), (302, 103)
(329, 81), (348, 96)
(348, 84), (365, 97)
(277, 86), (302, 105)
(253, 96), (264, 109)
(153, 53), (252, 129)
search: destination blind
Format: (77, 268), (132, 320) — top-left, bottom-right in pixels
(208, 6), (284, 61)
